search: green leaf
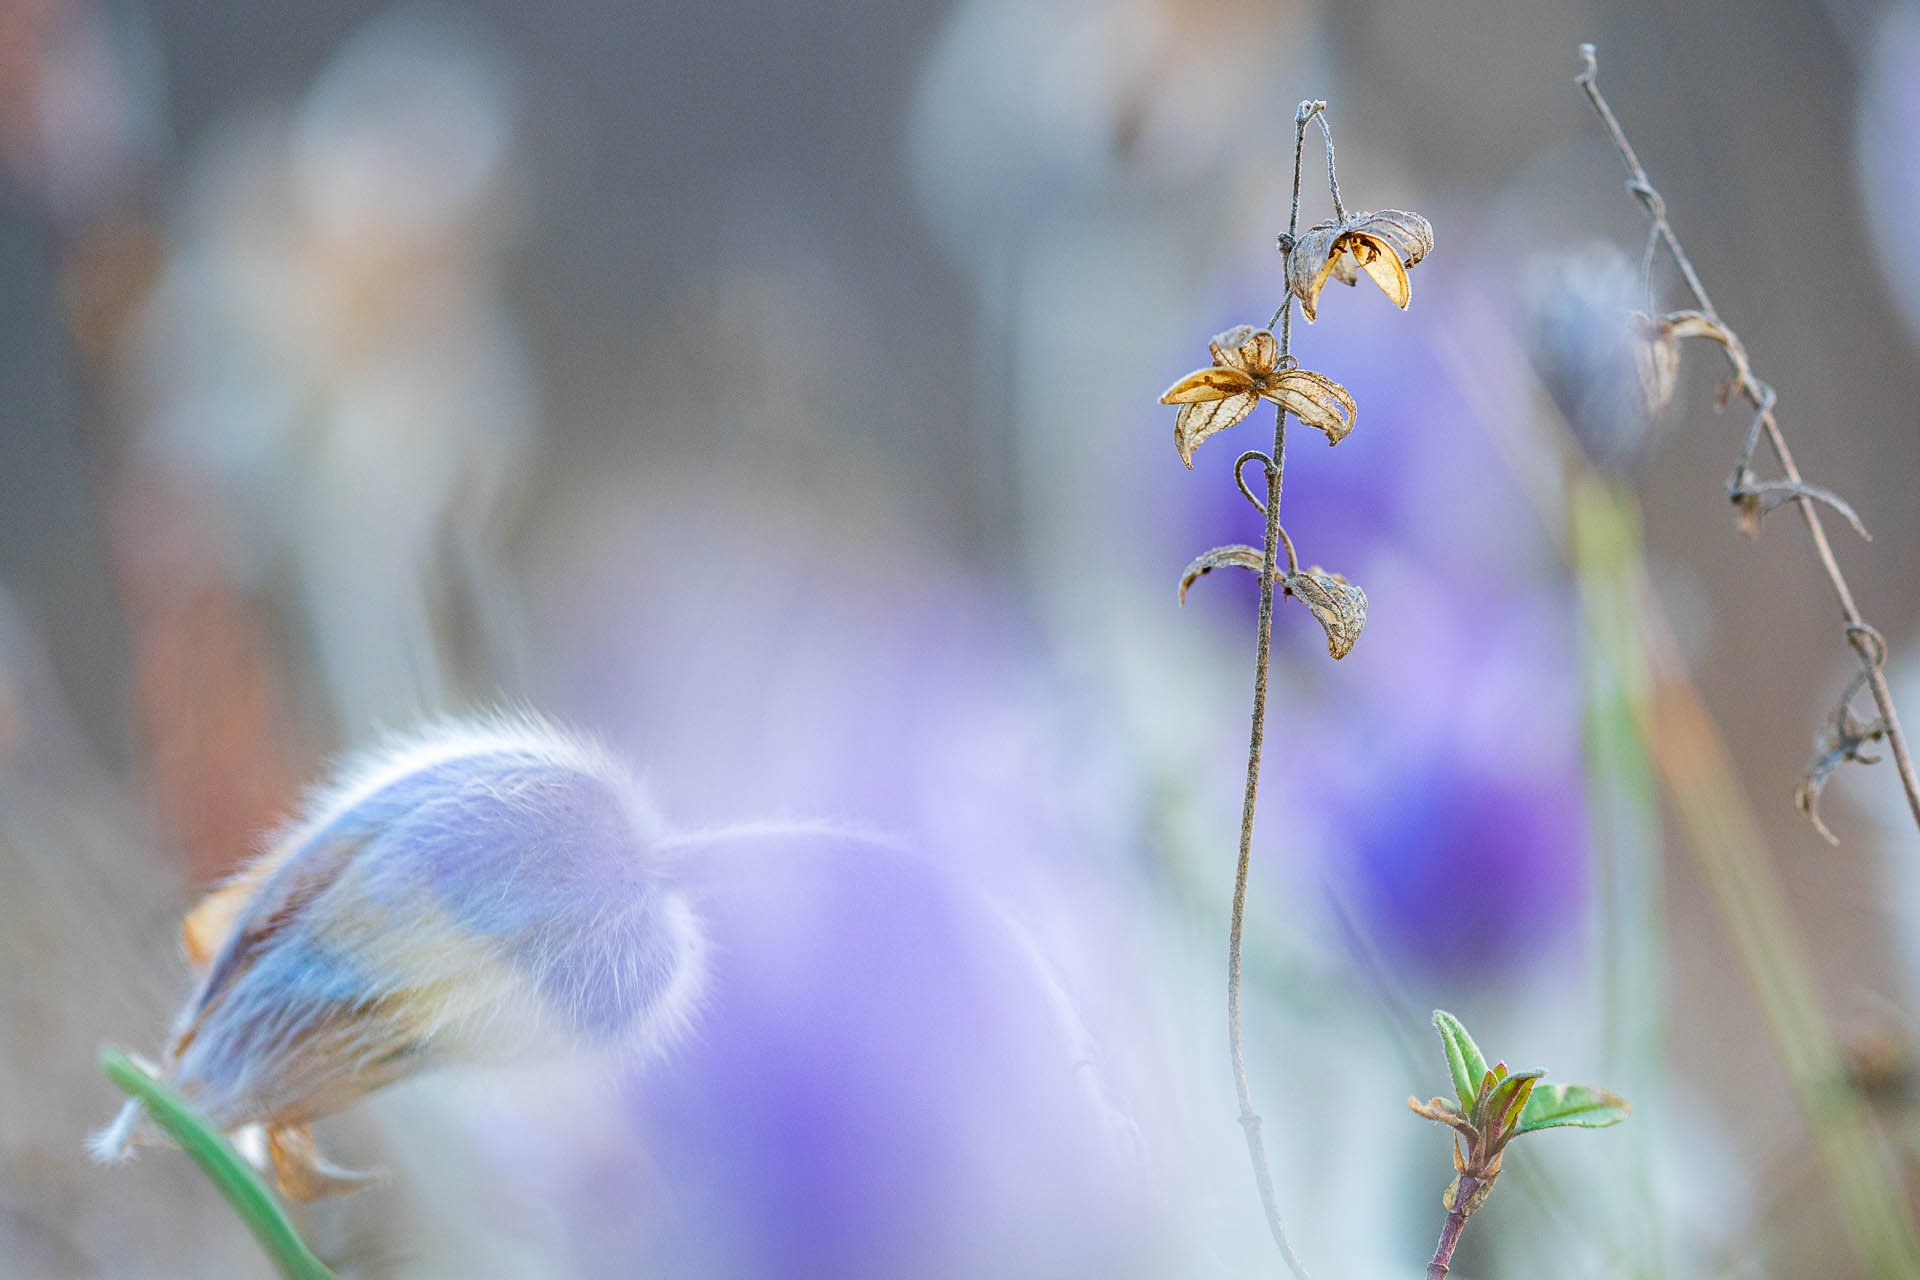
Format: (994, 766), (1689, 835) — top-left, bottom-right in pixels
(1433, 1010), (1489, 1113)
(1483, 1070), (1544, 1133)
(1516, 1081), (1630, 1134)
(100, 1050), (339, 1280)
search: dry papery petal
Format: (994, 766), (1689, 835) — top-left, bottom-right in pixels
(1209, 325), (1280, 376)
(1283, 567), (1367, 659)
(1267, 368), (1357, 446)
(1173, 394), (1260, 468)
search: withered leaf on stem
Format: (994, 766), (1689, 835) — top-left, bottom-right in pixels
(1729, 475), (1872, 542)
(1177, 544), (1267, 605)
(1161, 326), (1357, 464)
(1177, 549), (1366, 659)
(1630, 309), (1740, 418)
(1286, 209), (1434, 322)
(1797, 672), (1887, 845)
(1282, 567), (1367, 660)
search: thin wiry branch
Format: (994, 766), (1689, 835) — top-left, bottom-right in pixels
(1222, 98), (1331, 1280)
(1577, 44), (1920, 839)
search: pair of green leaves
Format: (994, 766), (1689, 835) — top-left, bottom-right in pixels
(1428, 1010), (1629, 1139)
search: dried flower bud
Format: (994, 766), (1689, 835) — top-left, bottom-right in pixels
(92, 716), (705, 1198)
(1285, 209), (1434, 322)
(1160, 326), (1356, 465)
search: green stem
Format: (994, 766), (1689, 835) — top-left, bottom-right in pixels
(101, 1049), (338, 1280)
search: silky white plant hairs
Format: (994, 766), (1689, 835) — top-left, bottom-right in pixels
(92, 713), (706, 1198)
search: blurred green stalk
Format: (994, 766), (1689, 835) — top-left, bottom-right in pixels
(101, 1049), (338, 1280)
(1568, 476), (1920, 1278)
(1571, 474), (1668, 1280)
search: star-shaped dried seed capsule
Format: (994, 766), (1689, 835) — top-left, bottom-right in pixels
(1160, 325), (1357, 465)
(1285, 209), (1434, 322)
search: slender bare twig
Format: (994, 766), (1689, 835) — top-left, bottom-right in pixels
(1577, 43), (1920, 839)
(1225, 98), (1327, 1280)
(1435, 297), (1920, 1277)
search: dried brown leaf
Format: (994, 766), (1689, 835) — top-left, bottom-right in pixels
(1282, 567), (1367, 659)
(1177, 544), (1267, 605)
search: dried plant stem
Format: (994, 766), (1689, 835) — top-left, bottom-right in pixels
(1225, 102), (1324, 1280)
(1577, 43), (1920, 837)
(1438, 303), (1920, 1277)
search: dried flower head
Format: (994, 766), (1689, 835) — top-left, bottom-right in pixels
(1160, 325), (1357, 464)
(1285, 209), (1434, 322)
(91, 715), (705, 1199)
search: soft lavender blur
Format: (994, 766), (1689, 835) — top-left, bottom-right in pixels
(4, 0), (1920, 1277)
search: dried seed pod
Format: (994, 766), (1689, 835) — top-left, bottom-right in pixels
(1285, 209), (1434, 321)
(92, 716), (706, 1198)
(1160, 326), (1357, 465)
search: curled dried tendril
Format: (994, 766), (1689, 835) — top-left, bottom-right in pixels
(1797, 669), (1888, 845)
(1160, 325), (1357, 465)
(1284, 209), (1434, 322)
(1177, 544), (1366, 660)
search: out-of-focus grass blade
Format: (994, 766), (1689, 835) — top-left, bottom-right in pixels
(100, 1049), (338, 1280)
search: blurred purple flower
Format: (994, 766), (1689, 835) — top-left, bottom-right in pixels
(1141, 267), (1587, 978)
(534, 498), (1161, 1274)
(554, 828), (1154, 1280)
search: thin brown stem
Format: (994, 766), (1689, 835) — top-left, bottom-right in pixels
(1224, 101), (1320, 1280)
(1576, 43), (1920, 837)
(1426, 1207), (1469, 1280)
